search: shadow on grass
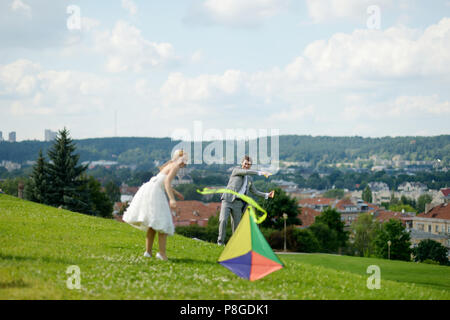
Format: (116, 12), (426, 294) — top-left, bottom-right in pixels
(0, 279), (30, 289)
(0, 253), (77, 265)
(169, 257), (219, 266)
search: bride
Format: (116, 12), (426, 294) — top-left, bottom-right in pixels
(122, 149), (187, 261)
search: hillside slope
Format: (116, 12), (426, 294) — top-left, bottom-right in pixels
(0, 194), (449, 300)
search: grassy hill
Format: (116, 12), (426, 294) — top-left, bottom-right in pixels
(0, 194), (449, 300)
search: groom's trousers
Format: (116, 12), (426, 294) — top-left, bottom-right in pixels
(217, 199), (245, 245)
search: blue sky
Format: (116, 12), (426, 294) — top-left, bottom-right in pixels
(0, 0), (449, 141)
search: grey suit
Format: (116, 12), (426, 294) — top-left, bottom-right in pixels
(217, 167), (268, 244)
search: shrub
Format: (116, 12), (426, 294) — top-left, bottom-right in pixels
(267, 226), (320, 253)
(413, 239), (449, 266)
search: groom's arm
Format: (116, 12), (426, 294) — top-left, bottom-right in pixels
(249, 182), (269, 199)
(231, 168), (266, 177)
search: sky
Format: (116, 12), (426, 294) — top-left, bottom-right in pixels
(0, 0), (449, 141)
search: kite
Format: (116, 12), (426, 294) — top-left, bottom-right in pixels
(197, 188), (284, 281)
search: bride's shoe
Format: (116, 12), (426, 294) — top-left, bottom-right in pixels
(156, 252), (168, 261)
(144, 251), (152, 258)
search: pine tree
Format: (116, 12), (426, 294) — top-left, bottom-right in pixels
(362, 185), (372, 203)
(29, 149), (49, 204)
(46, 128), (90, 213)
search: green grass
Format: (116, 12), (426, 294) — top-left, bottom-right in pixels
(0, 193), (449, 300)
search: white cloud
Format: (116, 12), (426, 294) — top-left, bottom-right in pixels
(160, 70), (248, 106)
(161, 17), (450, 111)
(94, 20), (178, 73)
(186, 0), (290, 27)
(0, 59), (40, 96)
(0, 59), (111, 117)
(158, 18), (450, 136)
(10, 0), (31, 18)
(122, 0), (137, 16)
(284, 17), (450, 86)
(343, 95), (450, 121)
(80, 17), (101, 32)
(163, 18), (450, 108)
(268, 105), (316, 122)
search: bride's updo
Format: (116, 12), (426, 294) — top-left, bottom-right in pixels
(159, 149), (188, 171)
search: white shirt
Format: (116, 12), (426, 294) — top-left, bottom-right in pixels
(238, 173), (269, 199)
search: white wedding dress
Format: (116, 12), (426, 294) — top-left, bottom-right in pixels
(122, 172), (175, 235)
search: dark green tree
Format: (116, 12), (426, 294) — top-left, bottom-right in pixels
(309, 222), (339, 253)
(373, 219), (412, 261)
(362, 185), (372, 203)
(314, 208), (348, 250)
(46, 128), (90, 212)
(258, 187), (301, 230)
(351, 213), (380, 257)
(83, 175), (113, 218)
(413, 239), (449, 265)
(323, 188), (345, 199)
(105, 180), (121, 203)
(293, 228), (321, 253)
(417, 194), (433, 213)
(28, 149), (49, 204)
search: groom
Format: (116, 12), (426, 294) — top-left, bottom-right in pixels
(217, 155), (275, 245)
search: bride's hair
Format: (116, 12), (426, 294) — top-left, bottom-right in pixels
(158, 149), (186, 171)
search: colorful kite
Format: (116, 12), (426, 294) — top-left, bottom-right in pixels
(197, 188), (284, 281)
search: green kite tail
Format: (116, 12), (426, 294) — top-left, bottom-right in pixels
(197, 187), (267, 224)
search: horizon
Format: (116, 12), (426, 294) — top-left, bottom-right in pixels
(2, 132), (450, 143)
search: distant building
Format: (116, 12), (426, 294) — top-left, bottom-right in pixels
(272, 179), (299, 193)
(172, 174), (193, 186)
(82, 160), (119, 169)
(298, 197), (337, 212)
(0, 131), (3, 141)
(441, 188), (450, 203)
(8, 131), (16, 142)
(0, 160), (21, 171)
(172, 168), (193, 186)
(45, 129), (58, 141)
(367, 181), (390, 192)
(398, 182), (427, 193)
(410, 202), (450, 256)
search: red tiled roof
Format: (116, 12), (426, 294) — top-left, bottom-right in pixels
(335, 198), (356, 210)
(375, 210), (404, 223)
(120, 186), (139, 195)
(441, 188), (450, 197)
(173, 201), (221, 226)
(417, 203), (450, 220)
(298, 197), (336, 206)
(297, 207), (321, 228)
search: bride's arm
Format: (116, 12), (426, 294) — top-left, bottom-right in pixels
(173, 189), (184, 200)
(164, 166), (178, 206)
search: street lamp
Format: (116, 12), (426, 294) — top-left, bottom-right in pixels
(283, 213), (288, 252)
(387, 240), (392, 260)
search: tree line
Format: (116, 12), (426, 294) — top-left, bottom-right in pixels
(25, 128), (114, 218)
(1, 135), (449, 166)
